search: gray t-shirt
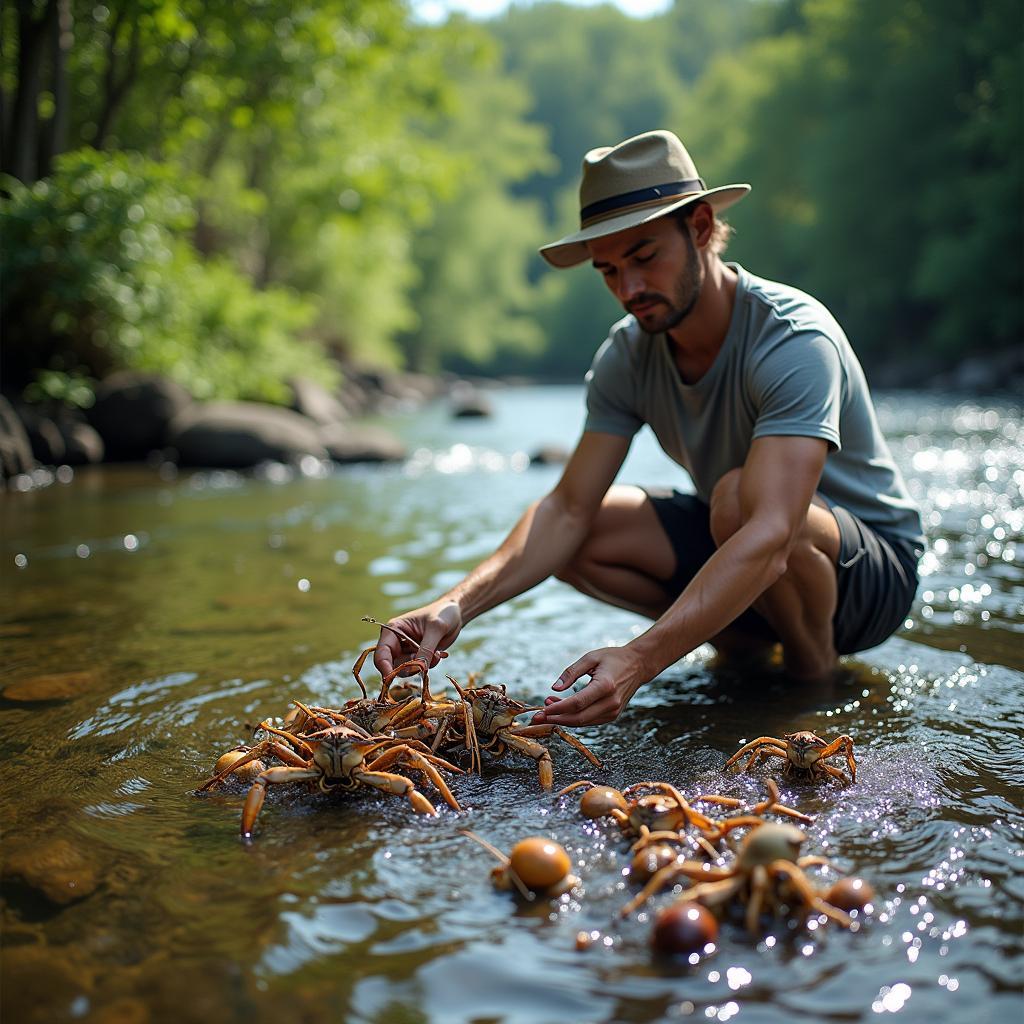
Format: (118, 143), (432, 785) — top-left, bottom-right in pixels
(584, 263), (924, 545)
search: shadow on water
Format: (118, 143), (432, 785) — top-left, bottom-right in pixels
(2, 387), (1022, 1023)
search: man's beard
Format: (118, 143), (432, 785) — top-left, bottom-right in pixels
(626, 230), (701, 334)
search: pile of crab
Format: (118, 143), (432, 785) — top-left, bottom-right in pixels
(198, 622), (601, 839)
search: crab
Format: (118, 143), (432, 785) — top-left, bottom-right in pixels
(619, 821), (855, 934)
(198, 721), (462, 837)
(441, 675), (603, 789)
(557, 779), (812, 854)
(724, 730), (857, 786)
(347, 626), (476, 749)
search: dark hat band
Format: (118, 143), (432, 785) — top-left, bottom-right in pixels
(580, 178), (706, 228)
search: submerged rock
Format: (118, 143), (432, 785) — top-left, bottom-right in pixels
(451, 389), (494, 419)
(4, 837), (101, 905)
(529, 444), (570, 466)
(0, 945), (97, 1021)
(3, 670), (101, 702)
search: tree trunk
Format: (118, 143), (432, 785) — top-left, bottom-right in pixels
(4, 0), (58, 183)
(38, 0), (72, 178)
(92, 3), (141, 150)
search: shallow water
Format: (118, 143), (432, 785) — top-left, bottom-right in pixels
(2, 386), (1022, 1024)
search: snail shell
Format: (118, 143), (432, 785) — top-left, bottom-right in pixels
(508, 837), (572, 891)
(630, 843), (680, 883)
(579, 786), (628, 818)
(825, 877), (876, 912)
(214, 748), (266, 782)
(652, 901), (719, 956)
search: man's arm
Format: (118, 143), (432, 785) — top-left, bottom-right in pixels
(373, 431), (632, 677)
(535, 434), (830, 726)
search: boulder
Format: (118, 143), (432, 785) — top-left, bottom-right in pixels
(167, 401), (329, 468)
(87, 371), (192, 461)
(529, 444), (571, 466)
(288, 375), (350, 426)
(16, 406), (66, 464)
(57, 417), (105, 465)
(318, 422), (407, 463)
(450, 385), (494, 419)
(0, 395), (34, 480)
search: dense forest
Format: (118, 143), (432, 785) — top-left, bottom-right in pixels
(2, 0), (1021, 405)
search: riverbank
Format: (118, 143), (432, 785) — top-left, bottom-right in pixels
(0, 365), (507, 489)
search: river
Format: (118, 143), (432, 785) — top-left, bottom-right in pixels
(2, 385), (1021, 1023)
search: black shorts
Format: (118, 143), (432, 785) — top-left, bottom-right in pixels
(644, 488), (922, 656)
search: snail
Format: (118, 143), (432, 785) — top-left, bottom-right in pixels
(461, 830), (579, 899)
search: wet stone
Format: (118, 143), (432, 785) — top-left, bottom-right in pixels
(3, 669), (101, 702)
(4, 837), (101, 905)
(88, 996), (151, 1024)
(0, 622), (33, 638)
(0, 944), (96, 1020)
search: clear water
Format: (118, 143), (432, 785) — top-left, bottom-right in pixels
(2, 386), (1022, 1023)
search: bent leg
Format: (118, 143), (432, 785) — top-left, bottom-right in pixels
(555, 484), (776, 660)
(709, 469), (840, 680)
(554, 484), (681, 618)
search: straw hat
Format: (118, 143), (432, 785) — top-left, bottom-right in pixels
(539, 130), (750, 269)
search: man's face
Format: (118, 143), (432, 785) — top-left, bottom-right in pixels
(587, 214), (701, 334)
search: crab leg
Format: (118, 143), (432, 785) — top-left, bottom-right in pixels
(240, 766), (319, 838)
(554, 780), (597, 798)
(814, 734), (857, 783)
(818, 762), (853, 787)
(619, 860), (731, 917)
(500, 732), (554, 789)
(771, 860), (852, 927)
(694, 794), (745, 808)
(745, 746), (788, 773)
(383, 659), (434, 705)
(352, 769), (437, 815)
(198, 739), (307, 792)
(752, 779), (814, 824)
(724, 738), (785, 771)
(350, 645), (377, 698)
(366, 746), (461, 811)
(511, 724), (604, 769)
(746, 864), (769, 934)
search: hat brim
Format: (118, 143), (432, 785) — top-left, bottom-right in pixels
(538, 184), (751, 269)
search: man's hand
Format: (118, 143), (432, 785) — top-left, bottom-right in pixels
(531, 646), (649, 727)
(372, 600), (463, 679)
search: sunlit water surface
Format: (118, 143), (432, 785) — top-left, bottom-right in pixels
(2, 386), (1022, 1024)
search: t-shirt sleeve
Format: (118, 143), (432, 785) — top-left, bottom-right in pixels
(583, 332), (644, 439)
(748, 331), (844, 450)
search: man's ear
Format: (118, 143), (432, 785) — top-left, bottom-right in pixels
(689, 201), (715, 249)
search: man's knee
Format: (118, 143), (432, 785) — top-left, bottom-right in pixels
(708, 467), (744, 546)
(553, 530), (599, 586)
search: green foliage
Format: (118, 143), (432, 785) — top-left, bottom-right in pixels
(0, 148), (335, 402)
(2, 0), (1019, 397)
(398, 34), (554, 371)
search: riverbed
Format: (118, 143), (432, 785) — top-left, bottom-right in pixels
(2, 385), (1021, 1023)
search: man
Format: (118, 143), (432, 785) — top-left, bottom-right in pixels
(374, 129), (923, 727)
